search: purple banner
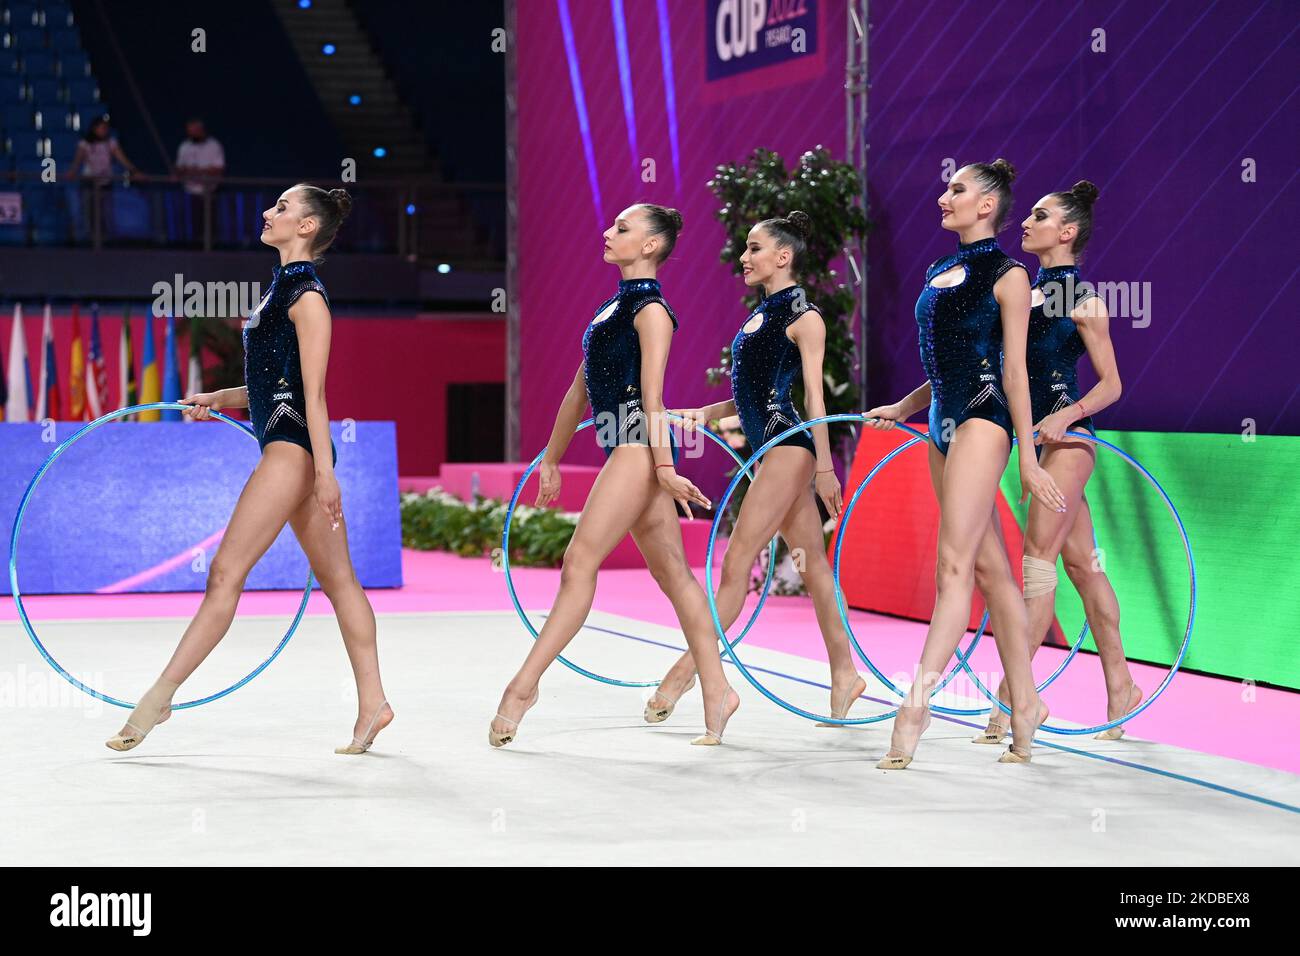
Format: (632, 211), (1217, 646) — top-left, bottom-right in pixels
(706, 0), (819, 80)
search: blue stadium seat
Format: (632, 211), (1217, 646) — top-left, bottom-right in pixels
(69, 103), (106, 126)
(41, 3), (74, 29)
(6, 129), (41, 156)
(24, 182), (67, 242)
(13, 152), (47, 174)
(47, 26), (77, 51)
(0, 49), (18, 73)
(22, 49), (54, 75)
(64, 76), (96, 102)
(27, 76), (59, 102)
(0, 76), (23, 103)
(64, 105), (97, 130)
(49, 105), (74, 129)
(2, 101), (33, 129)
(44, 127), (75, 158)
(56, 49), (87, 76)
(3, 4), (39, 28)
(15, 26), (44, 48)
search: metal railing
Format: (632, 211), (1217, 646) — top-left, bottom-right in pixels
(0, 172), (505, 265)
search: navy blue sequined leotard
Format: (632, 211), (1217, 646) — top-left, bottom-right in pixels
(730, 284), (816, 457)
(242, 260), (337, 466)
(915, 236), (1027, 455)
(1028, 263), (1096, 435)
(581, 277), (680, 463)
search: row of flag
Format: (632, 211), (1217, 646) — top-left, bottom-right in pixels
(1, 304), (204, 423)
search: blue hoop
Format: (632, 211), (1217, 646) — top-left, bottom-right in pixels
(705, 413), (909, 724)
(831, 424), (1094, 715)
(8, 401), (314, 711)
(708, 416), (1194, 730)
(955, 430), (1196, 735)
(501, 413), (778, 688)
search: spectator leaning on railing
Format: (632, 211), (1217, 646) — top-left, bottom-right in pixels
(69, 114), (142, 184)
(175, 117), (226, 244)
(175, 117), (225, 196)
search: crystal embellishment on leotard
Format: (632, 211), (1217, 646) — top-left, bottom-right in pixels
(1027, 263), (1096, 433)
(265, 401), (307, 432)
(730, 284), (816, 457)
(581, 277), (680, 461)
(914, 238), (1025, 454)
(242, 259), (336, 464)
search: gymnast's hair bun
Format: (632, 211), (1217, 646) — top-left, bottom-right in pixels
(989, 157), (1017, 185)
(327, 188), (353, 220)
(786, 210), (811, 238)
(1069, 180), (1100, 207)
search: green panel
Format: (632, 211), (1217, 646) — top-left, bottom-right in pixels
(998, 431), (1300, 690)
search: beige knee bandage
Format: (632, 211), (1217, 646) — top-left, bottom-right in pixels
(1022, 555), (1058, 599)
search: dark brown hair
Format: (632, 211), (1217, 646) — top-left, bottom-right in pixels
(757, 209), (812, 274)
(963, 158), (1017, 231)
(1049, 180), (1100, 257)
(292, 184), (353, 261)
(636, 203), (683, 264)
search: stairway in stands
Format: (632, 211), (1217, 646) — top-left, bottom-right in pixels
(270, 0), (494, 265)
(0, 0), (106, 244)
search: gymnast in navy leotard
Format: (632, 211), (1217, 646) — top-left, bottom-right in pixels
(730, 282), (817, 458)
(865, 160), (1066, 769)
(106, 183), (395, 757)
(491, 202), (740, 749)
(582, 276), (680, 465)
(965, 180), (1140, 743)
(1028, 263), (1098, 437)
(914, 236), (1025, 455)
(243, 259), (338, 466)
(646, 211), (870, 727)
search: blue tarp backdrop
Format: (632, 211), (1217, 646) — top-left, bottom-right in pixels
(2, 420), (403, 595)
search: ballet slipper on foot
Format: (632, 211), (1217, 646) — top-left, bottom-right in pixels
(106, 678), (180, 752)
(1094, 684), (1143, 740)
(690, 686), (739, 746)
(644, 673), (696, 724)
(335, 700), (394, 754)
(999, 701), (1050, 764)
(815, 675), (868, 727)
(877, 704), (930, 770)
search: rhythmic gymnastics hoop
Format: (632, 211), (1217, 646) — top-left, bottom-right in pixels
(703, 412), (971, 725)
(952, 430), (1196, 735)
(502, 412), (779, 689)
(8, 401), (314, 711)
(831, 422), (1094, 716)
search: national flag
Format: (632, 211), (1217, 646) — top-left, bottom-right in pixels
(0, 316), (6, 421)
(34, 302), (60, 421)
(161, 313), (182, 420)
(5, 303), (32, 422)
(69, 303), (86, 420)
(137, 312), (160, 421)
(119, 306), (137, 418)
(87, 303), (108, 418)
(185, 316), (203, 421)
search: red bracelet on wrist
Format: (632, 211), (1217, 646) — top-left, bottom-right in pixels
(655, 463), (674, 470)
(816, 468), (834, 474)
